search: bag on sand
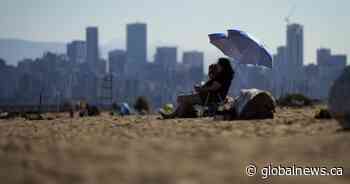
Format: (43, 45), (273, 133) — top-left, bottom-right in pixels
(233, 89), (276, 120)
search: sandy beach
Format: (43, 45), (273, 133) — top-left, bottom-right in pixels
(0, 106), (349, 184)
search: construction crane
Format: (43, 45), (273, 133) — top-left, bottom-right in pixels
(285, 5), (296, 25)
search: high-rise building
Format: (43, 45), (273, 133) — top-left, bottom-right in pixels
(274, 46), (287, 68)
(303, 64), (320, 98)
(182, 51), (204, 82)
(317, 48), (347, 99)
(286, 23), (304, 93)
(126, 23), (147, 64)
(317, 48), (331, 66)
(108, 49), (126, 75)
(287, 23), (304, 68)
(67, 40), (86, 64)
(330, 55), (347, 68)
(182, 51), (204, 70)
(272, 46), (287, 97)
(154, 47), (177, 70)
(317, 48), (347, 68)
(86, 27), (99, 72)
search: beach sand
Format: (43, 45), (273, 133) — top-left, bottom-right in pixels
(0, 106), (349, 184)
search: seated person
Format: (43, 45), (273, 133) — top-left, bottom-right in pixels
(159, 58), (234, 119)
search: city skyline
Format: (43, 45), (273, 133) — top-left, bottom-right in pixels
(1, 0), (349, 66)
(0, 15), (347, 105)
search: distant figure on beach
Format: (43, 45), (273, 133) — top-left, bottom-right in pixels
(160, 58), (234, 119)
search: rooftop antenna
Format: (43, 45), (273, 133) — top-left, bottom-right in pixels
(285, 5), (296, 25)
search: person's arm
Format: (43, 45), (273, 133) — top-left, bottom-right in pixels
(197, 81), (221, 93)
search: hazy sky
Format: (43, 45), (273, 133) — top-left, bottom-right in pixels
(1, 0), (349, 65)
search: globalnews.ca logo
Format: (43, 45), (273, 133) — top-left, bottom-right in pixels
(245, 163), (344, 179)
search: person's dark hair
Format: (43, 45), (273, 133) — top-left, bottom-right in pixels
(217, 58), (234, 80)
(208, 64), (217, 80)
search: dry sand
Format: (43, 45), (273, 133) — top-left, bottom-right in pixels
(0, 106), (349, 184)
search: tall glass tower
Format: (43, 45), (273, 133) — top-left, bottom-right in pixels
(86, 27), (99, 72)
(126, 23), (147, 65)
(286, 23), (304, 93)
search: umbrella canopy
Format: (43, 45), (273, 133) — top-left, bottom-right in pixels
(209, 29), (273, 68)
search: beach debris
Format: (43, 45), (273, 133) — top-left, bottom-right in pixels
(328, 66), (350, 129)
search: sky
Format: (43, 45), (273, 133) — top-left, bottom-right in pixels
(1, 0), (349, 66)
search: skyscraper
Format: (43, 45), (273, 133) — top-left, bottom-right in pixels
(182, 51), (204, 82)
(155, 47), (177, 70)
(317, 48), (331, 66)
(330, 55), (347, 68)
(286, 23), (304, 93)
(86, 27), (99, 72)
(182, 51), (204, 70)
(126, 23), (147, 65)
(274, 46), (287, 68)
(316, 48), (347, 99)
(67, 40), (86, 64)
(317, 48), (347, 68)
(287, 23), (304, 68)
(272, 46), (287, 97)
(108, 49), (126, 75)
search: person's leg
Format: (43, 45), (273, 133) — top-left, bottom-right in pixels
(161, 94), (202, 119)
(177, 94), (203, 105)
(175, 101), (196, 118)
